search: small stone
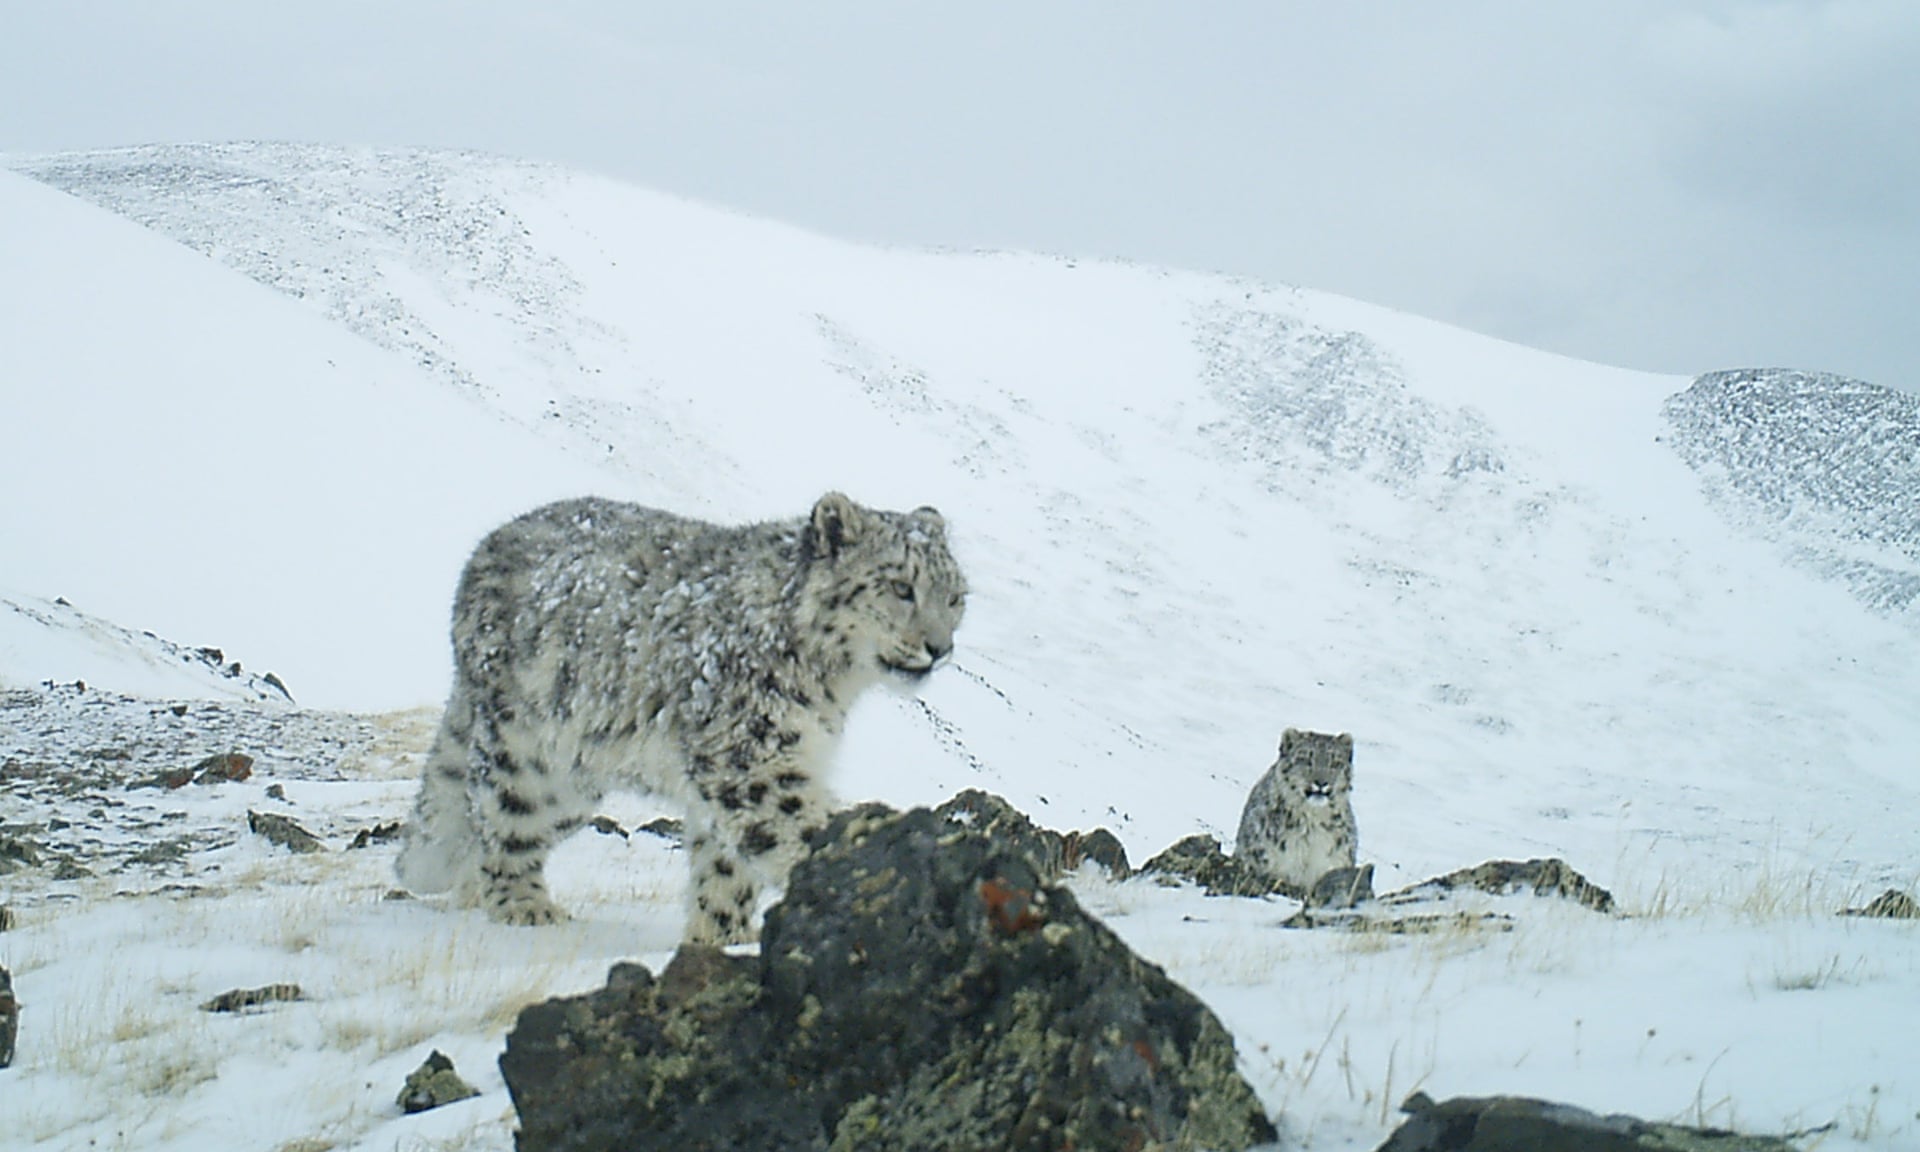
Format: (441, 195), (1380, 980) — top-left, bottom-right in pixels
(0, 838), (42, 872)
(201, 983), (304, 1013)
(1842, 888), (1919, 919)
(0, 964), (15, 1068)
(1306, 864), (1376, 909)
(397, 1049), (480, 1114)
(590, 815), (629, 839)
(0, 906), (13, 932)
(346, 821), (403, 850)
(247, 810), (325, 854)
(637, 816), (683, 841)
(50, 858), (94, 881)
(265, 784), (287, 801)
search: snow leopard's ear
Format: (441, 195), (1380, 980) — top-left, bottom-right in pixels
(810, 492), (864, 558)
(909, 506), (946, 535)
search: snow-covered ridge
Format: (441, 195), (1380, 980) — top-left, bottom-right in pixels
(1663, 368), (1920, 620)
(0, 593), (294, 702)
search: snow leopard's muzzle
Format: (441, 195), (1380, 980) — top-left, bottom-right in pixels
(880, 638), (953, 682)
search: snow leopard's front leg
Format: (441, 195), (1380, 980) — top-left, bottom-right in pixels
(682, 748), (832, 946)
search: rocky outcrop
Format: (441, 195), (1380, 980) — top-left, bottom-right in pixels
(1385, 858), (1615, 914)
(500, 802), (1274, 1152)
(1376, 1091), (1803, 1151)
(1140, 833), (1279, 897)
(933, 788), (1131, 882)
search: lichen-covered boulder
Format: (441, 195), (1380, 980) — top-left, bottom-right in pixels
(500, 802), (1274, 1152)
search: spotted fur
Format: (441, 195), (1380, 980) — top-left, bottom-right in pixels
(396, 492), (968, 943)
(1233, 728), (1358, 897)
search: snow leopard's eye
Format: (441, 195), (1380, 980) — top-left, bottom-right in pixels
(890, 579), (915, 601)
(948, 592), (962, 608)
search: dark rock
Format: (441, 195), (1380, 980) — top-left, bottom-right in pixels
(1842, 888), (1919, 919)
(50, 857), (93, 881)
(191, 752), (254, 784)
(201, 983), (304, 1012)
(346, 821), (403, 850)
(589, 815), (629, 839)
(500, 802), (1275, 1152)
(265, 784), (287, 801)
(0, 964), (15, 1068)
(1140, 834), (1279, 897)
(1064, 825), (1132, 880)
(1376, 1091), (1804, 1151)
(0, 837), (42, 873)
(247, 810), (324, 854)
(1307, 863), (1376, 909)
(1384, 858), (1614, 914)
(932, 788), (1131, 881)
(398, 1049), (481, 1114)
(636, 816), (683, 841)
(0, 906), (13, 932)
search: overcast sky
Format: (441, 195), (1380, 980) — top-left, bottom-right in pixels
(5, 2), (1915, 389)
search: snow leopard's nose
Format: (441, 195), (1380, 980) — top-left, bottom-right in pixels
(926, 639), (953, 665)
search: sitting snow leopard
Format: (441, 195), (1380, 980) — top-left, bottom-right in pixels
(395, 492), (967, 944)
(1234, 728), (1357, 897)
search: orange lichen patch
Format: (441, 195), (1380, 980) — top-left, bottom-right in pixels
(1130, 1037), (1160, 1073)
(978, 876), (1046, 935)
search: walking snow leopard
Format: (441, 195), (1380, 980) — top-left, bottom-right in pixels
(396, 492), (968, 944)
(1234, 729), (1357, 897)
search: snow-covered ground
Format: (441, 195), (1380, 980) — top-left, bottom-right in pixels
(1, 144), (1914, 1150)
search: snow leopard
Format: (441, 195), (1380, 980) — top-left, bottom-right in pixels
(395, 492), (968, 944)
(1233, 729), (1357, 897)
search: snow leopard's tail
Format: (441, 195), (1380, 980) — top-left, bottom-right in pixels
(395, 707), (479, 894)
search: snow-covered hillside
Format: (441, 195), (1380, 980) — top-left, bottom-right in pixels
(2, 144), (1915, 1151)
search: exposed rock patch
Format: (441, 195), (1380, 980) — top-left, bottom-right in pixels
(500, 802), (1274, 1152)
(1141, 833), (1279, 897)
(933, 788), (1131, 881)
(1385, 858), (1615, 915)
(1377, 1091), (1804, 1151)
(247, 810), (325, 854)
(1842, 888), (1919, 920)
(201, 983), (304, 1013)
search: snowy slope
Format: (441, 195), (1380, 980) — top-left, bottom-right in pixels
(9, 144), (1915, 887)
(2, 144), (1917, 1151)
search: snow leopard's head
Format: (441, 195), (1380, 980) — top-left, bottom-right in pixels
(1276, 728), (1354, 807)
(804, 491), (968, 682)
